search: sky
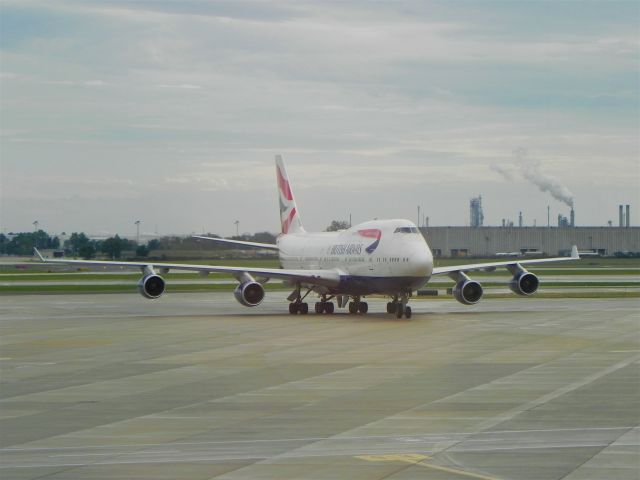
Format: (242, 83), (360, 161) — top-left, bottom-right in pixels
(1, 0), (638, 237)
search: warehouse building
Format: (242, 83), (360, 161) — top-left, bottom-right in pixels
(421, 226), (640, 258)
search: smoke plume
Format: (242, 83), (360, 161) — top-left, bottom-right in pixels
(490, 163), (517, 181)
(492, 147), (574, 207)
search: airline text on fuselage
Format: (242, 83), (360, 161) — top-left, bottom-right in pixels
(329, 243), (363, 255)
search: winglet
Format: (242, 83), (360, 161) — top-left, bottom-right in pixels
(34, 247), (45, 261)
(571, 245), (580, 259)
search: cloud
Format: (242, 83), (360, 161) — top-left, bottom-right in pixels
(155, 83), (203, 90)
(0, 1), (638, 233)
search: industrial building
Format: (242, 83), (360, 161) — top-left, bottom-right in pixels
(421, 226), (640, 257)
(469, 196), (484, 227)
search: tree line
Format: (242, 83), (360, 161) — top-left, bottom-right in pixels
(0, 230), (279, 259)
(1, 221), (347, 259)
(0, 231), (139, 259)
(0, 231), (60, 256)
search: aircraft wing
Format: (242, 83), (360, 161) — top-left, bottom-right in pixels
(193, 236), (279, 251)
(431, 245), (580, 276)
(33, 249), (339, 287)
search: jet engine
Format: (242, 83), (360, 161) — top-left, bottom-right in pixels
(138, 274), (166, 299)
(453, 278), (483, 305)
(234, 281), (265, 307)
(509, 271), (539, 296)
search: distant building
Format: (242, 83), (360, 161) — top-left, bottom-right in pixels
(421, 226), (640, 257)
(558, 214), (570, 227)
(470, 196), (484, 227)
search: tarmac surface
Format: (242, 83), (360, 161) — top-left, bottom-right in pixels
(0, 292), (638, 479)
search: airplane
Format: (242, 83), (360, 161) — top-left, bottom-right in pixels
(34, 155), (580, 318)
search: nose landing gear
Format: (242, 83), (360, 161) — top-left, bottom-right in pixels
(387, 294), (412, 319)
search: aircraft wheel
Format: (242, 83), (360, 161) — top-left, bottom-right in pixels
(289, 303), (297, 315)
(404, 306), (412, 319)
(348, 302), (358, 314)
(315, 302), (323, 314)
(396, 306), (404, 319)
(386, 302), (394, 314)
(300, 303), (309, 314)
(325, 302), (334, 314)
(359, 302), (368, 314)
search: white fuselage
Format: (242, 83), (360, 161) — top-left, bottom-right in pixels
(277, 219), (434, 295)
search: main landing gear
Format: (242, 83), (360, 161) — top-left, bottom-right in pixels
(289, 301), (308, 314)
(386, 295), (412, 319)
(287, 288), (412, 318)
(348, 298), (368, 314)
(288, 289), (334, 315)
(314, 300), (335, 314)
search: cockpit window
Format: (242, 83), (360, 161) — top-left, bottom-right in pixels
(394, 227), (420, 234)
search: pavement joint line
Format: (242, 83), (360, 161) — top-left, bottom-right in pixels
(429, 352), (640, 461)
(1, 426), (633, 453)
(471, 352), (640, 434)
(304, 351), (640, 465)
(557, 432), (623, 480)
(355, 453), (502, 480)
(3, 437), (640, 471)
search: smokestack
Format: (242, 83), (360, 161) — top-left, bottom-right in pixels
(547, 205), (550, 228)
(619, 205), (624, 227)
(518, 211), (523, 228)
(426, 216), (429, 227)
(570, 208), (575, 227)
(502, 219), (506, 227)
(626, 205), (630, 228)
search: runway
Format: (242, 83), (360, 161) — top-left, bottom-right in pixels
(1, 293), (638, 479)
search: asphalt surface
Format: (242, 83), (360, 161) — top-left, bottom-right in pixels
(0, 293), (638, 479)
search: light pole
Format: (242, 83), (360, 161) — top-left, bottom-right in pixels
(33, 220), (39, 249)
(234, 220), (239, 237)
(134, 220), (141, 245)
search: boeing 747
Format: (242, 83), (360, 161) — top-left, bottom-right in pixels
(35, 156), (579, 318)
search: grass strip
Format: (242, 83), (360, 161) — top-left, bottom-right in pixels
(1, 284), (638, 300)
(0, 283), (284, 295)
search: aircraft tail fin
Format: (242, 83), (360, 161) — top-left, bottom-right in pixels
(275, 155), (305, 234)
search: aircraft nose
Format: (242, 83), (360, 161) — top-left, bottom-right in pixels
(410, 244), (433, 277)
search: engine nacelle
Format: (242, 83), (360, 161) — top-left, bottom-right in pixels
(453, 279), (483, 305)
(234, 281), (265, 307)
(138, 274), (166, 299)
(509, 271), (539, 296)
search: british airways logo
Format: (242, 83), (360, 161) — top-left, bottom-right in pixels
(358, 229), (382, 254)
(327, 229), (382, 256)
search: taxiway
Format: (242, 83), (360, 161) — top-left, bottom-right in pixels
(1, 293), (638, 479)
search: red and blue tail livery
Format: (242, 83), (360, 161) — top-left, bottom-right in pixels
(276, 155), (304, 235)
